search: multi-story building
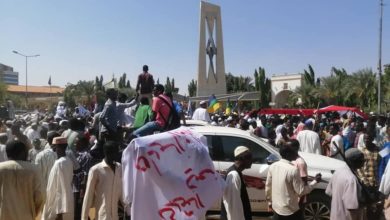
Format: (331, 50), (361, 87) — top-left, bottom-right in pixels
(0, 63), (19, 85)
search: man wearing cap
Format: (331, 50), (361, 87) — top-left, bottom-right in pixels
(221, 146), (253, 220)
(192, 100), (211, 122)
(326, 148), (365, 220)
(42, 137), (74, 220)
(296, 119), (321, 155)
(266, 141), (321, 220)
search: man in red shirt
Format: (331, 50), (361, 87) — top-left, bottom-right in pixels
(133, 84), (172, 137)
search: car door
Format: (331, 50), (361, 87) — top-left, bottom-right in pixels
(216, 135), (271, 212)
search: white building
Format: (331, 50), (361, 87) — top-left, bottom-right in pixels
(271, 74), (303, 108)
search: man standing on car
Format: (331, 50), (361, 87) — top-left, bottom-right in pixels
(221, 146), (253, 220)
(136, 65), (154, 102)
(266, 141), (321, 220)
(326, 148), (365, 220)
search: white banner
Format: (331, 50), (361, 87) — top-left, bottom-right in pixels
(122, 127), (225, 220)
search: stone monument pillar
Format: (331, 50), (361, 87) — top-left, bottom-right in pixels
(197, 1), (227, 97)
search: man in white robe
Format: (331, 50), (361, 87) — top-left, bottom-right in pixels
(192, 101), (211, 122)
(35, 131), (60, 189)
(42, 137), (74, 220)
(296, 120), (321, 155)
(82, 141), (123, 220)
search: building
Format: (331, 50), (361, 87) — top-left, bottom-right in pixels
(271, 74), (303, 108)
(7, 85), (64, 109)
(0, 63), (19, 85)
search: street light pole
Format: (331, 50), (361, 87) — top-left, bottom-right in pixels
(378, 0), (384, 114)
(12, 50), (40, 109)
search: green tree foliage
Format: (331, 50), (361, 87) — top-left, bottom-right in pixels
(188, 79), (197, 97)
(303, 64), (316, 86)
(0, 81), (7, 104)
(254, 67), (271, 108)
(164, 77), (179, 94)
(226, 73), (254, 93)
(118, 73), (132, 89)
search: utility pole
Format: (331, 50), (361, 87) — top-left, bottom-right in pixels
(378, 0), (384, 114)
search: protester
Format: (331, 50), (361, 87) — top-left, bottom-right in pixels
(133, 96), (153, 130)
(27, 138), (42, 162)
(73, 134), (93, 220)
(296, 119), (321, 155)
(35, 131), (60, 189)
(276, 127), (290, 148)
(379, 154), (390, 219)
(11, 123), (32, 149)
(42, 137), (74, 220)
(266, 141), (321, 220)
(136, 64), (155, 100)
(326, 148), (365, 220)
(221, 146), (253, 220)
(192, 100), (211, 122)
(0, 140), (44, 220)
(133, 84), (172, 137)
(82, 141), (123, 220)
(116, 93), (138, 127)
(329, 124), (344, 160)
(99, 88), (119, 141)
(358, 133), (381, 188)
(0, 133), (8, 162)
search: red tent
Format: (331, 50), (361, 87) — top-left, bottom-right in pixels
(258, 108), (315, 116)
(314, 105), (368, 119)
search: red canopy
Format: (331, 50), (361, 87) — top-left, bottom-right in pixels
(258, 108), (315, 116)
(315, 105), (368, 119)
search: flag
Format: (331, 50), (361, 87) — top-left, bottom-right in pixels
(225, 98), (232, 115)
(207, 94), (220, 113)
(48, 76), (51, 85)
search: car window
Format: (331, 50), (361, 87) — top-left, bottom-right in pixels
(217, 135), (270, 164)
(204, 135), (224, 161)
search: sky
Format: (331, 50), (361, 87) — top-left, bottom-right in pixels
(1, 0), (389, 96)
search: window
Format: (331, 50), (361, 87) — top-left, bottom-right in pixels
(204, 135), (224, 161)
(283, 83), (288, 90)
(216, 135), (270, 164)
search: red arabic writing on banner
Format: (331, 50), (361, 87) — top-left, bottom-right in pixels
(159, 193), (205, 220)
(184, 168), (215, 190)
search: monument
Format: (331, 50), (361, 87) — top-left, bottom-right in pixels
(196, 1), (227, 97)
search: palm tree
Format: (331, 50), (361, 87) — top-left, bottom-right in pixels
(303, 64), (316, 86)
(346, 69), (377, 110)
(291, 83), (320, 108)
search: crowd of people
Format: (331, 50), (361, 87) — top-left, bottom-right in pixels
(0, 64), (390, 220)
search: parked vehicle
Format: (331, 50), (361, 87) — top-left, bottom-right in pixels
(189, 126), (345, 219)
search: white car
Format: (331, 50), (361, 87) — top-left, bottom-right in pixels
(188, 126), (345, 219)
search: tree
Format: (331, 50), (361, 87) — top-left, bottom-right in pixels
(254, 67), (271, 108)
(188, 79), (197, 97)
(0, 81), (7, 104)
(126, 80), (131, 88)
(346, 69), (377, 110)
(303, 64), (316, 86)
